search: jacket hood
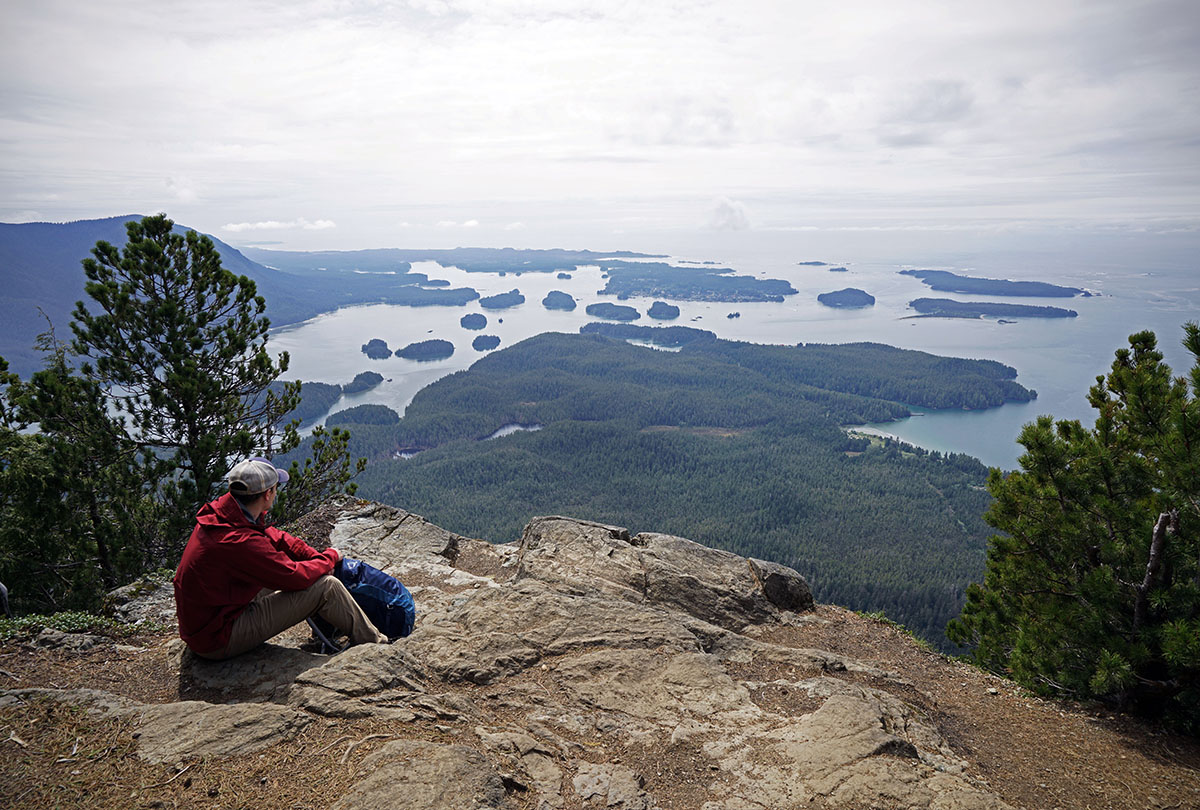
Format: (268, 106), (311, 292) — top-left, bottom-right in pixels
(195, 492), (257, 531)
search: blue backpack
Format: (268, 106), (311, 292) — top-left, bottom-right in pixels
(308, 557), (416, 651)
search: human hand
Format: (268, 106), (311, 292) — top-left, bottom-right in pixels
(328, 547), (341, 562)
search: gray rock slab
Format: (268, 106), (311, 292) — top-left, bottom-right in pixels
(333, 739), (509, 810)
(171, 638), (330, 699)
(515, 517), (811, 631)
(104, 576), (176, 625)
(294, 642), (428, 696)
(135, 700), (312, 764)
(279, 643), (428, 719)
(477, 727), (563, 808)
(407, 579), (700, 684)
(573, 761), (654, 809)
(33, 628), (111, 651)
(552, 649), (758, 726)
(748, 557), (814, 612)
(326, 500), (462, 572)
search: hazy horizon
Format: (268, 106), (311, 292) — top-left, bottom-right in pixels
(2, 1), (1197, 253)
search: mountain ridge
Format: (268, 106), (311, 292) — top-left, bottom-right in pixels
(1, 497), (1197, 809)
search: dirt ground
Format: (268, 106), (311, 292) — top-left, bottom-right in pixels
(1, 607), (1199, 809)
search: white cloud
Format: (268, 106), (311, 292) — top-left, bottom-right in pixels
(166, 176), (198, 203)
(1, 0), (1197, 242)
(707, 197), (751, 231)
(222, 218), (337, 232)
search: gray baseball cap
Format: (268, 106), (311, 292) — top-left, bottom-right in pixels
(226, 456), (290, 495)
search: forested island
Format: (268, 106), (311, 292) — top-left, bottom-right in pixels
(342, 370), (384, 394)
(472, 335), (501, 351)
(460, 313), (487, 330)
(597, 261), (798, 303)
(648, 301), (681, 320)
(829, 266), (848, 273)
(326, 403), (400, 426)
(361, 338), (392, 359)
(901, 269), (1086, 297)
(586, 302), (641, 321)
(909, 298), (1079, 319)
(818, 288), (875, 308)
(797, 261), (829, 266)
(300, 332), (1038, 648)
(542, 291), (576, 311)
(479, 289), (525, 309)
(395, 339), (455, 360)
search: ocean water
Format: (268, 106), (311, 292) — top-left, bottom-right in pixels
(267, 231), (1199, 470)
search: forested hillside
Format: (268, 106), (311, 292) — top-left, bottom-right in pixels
(307, 331), (1030, 647)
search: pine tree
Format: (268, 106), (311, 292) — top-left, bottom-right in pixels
(947, 323), (1200, 729)
(69, 214), (300, 552)
(0, 340), (158, 611)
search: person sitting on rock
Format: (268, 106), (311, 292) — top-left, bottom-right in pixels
(173, 456), (387, 659)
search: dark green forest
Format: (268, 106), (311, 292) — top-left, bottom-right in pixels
(290, 330), (1034, 648)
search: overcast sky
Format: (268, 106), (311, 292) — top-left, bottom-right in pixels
(1, 0), (1197, 250)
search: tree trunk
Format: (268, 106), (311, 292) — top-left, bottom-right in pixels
(1133, 510), (1178, 632)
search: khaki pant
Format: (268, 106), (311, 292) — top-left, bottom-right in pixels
(197, 575), (387, 660)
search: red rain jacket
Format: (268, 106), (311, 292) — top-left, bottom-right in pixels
(173, 492), (336, 653)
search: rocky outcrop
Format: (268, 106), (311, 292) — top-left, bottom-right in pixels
(2, 498), (1013, 809)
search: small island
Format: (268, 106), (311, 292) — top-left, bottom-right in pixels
(908, 298), (1078, 319)
(818, 288), (876, 309)
(460, 313), (488, 330)
(556, 272), (572, 280)
(395, 339), (456, 361)
(361, 338), (392, 360)
(797, 261), (829, 266)
(542, 291), (577, 311)
(900, 269), (1086, 298)
(829, 266), (848, 273)
(647, 301), (681, 320)
(342, 370), (384, 394)
(326, 403), (400, 426)
(472, 335), (502, 351)
(479, 289), (525, 309)
(585, 302), (641, 321)
(727, 312), (741, 319)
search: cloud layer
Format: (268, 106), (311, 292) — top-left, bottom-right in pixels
(1, 0), (1197, 246)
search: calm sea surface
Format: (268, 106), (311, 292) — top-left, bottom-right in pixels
(268, 232), (1199, 470)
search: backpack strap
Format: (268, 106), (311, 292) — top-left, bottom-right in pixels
(305, 617), (347, 654)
